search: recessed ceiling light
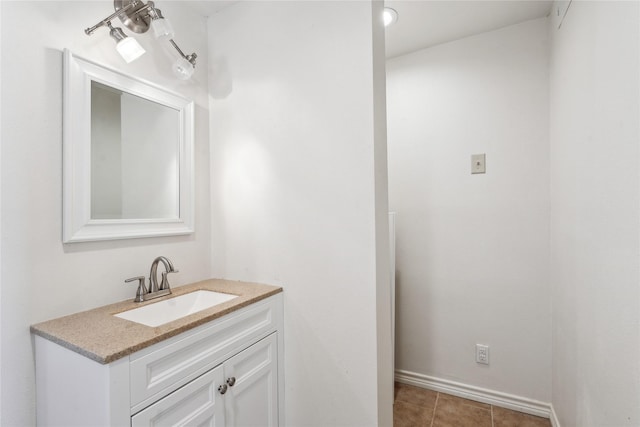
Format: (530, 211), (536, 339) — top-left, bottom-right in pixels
(383, 7), (398, 27)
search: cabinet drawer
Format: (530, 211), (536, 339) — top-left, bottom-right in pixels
(130, 296), (280, 410)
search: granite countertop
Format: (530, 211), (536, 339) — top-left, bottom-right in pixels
(31, 279), (282, 365)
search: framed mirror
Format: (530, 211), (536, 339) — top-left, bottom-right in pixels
(63, 49), (194, 243)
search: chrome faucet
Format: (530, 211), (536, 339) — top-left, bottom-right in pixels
(149, 256), (177, 293)
(125, 256), (179, 303)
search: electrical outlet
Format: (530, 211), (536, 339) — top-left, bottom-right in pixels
(476, 344), (489, 365)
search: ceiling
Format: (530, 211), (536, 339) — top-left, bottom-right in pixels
(385, 0), (553, 58)
(184, 0), (553, 59)
(182, 0), (237, 17)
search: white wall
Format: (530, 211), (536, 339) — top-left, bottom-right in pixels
(371, 1), (395, 421)
(549, 1), (640, 425)
(207, 1), (392, 425)
(0, 2), (210, 425)
(0, 2), (3, 421)
(387, 18), (551, 402)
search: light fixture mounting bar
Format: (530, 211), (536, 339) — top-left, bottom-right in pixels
(84, 0), (141, 35)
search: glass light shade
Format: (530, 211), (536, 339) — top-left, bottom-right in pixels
(116, 37), (146, 63)
(173, 57), (194, 80)
(151, 18), (175, 39)
(383, 8), (398, 27)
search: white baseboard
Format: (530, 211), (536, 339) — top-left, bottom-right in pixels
(395, 369), (556, 421)
(549, 404), (561, 427)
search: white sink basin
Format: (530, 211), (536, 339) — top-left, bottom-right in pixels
(115, 290), (238, 327)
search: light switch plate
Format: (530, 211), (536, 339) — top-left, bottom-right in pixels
(471, 154), (486, 174)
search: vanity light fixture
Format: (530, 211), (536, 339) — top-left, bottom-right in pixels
(85, 0), (197, 79)
(170, 40), (197, 80)
(148, 5), (174, 39)
(107, 22), (146, 63)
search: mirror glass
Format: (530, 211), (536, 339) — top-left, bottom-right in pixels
(90, 82), (180, 220)
(63, 49), (194, 242)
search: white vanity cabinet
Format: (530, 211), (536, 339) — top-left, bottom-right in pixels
(132, 333), (279, 427)
(34, 293), (283, 427)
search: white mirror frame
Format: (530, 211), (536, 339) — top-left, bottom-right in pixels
(63, 49), (194, 243)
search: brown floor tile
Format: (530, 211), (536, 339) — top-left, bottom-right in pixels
(394, 401), (434, 427)
(432, 394), (492, 427)
(492, 406), (551, 427)
(395, 383), (438, 408)
(393, 382), (551, 427)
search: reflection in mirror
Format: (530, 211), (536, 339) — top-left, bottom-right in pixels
(90, 82), (180, 220)
(63, 49), (194, 243)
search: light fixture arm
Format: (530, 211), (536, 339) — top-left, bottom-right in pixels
(169, 39), (197, 67)
(85, 0), (142, 35)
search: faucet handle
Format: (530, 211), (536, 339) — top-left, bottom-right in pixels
(125, 276), (148, 302)
(159, 269), (179, 291)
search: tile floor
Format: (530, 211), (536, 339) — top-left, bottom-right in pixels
(394, 382), (552, 427)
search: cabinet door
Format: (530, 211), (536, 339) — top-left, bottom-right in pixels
(132, 365), (225, 427)
(224, 333), (278, 427)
